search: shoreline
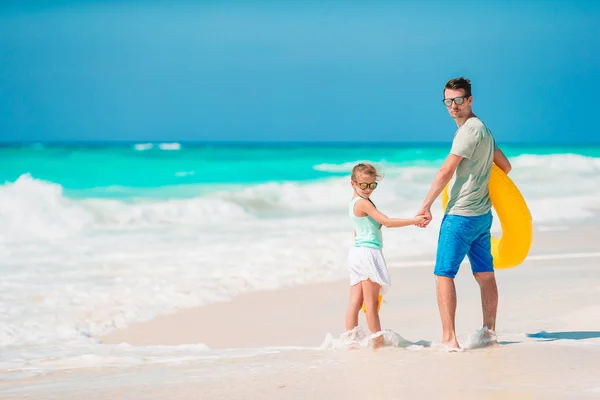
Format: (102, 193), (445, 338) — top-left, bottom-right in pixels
(101, 223), (600, 349)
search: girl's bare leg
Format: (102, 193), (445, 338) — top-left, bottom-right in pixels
(345, 283), (364, 331)
(361, 279), (383, 348)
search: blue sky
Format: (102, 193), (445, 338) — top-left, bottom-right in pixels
(0, 1), (598, 144)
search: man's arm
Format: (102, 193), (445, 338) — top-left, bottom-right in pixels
(494, 148), (511, 174)
(421, 154), (463, 211)
(417, 153), (463, 226)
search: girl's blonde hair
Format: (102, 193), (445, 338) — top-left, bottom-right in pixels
(351, 163), (382, 181)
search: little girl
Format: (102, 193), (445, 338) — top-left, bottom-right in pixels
(346, 163), (425, 347)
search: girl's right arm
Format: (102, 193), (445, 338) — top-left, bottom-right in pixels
(356, 199), (425, 228)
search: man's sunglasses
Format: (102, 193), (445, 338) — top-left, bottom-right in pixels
(443, 95), (469, 107)
(355, 182), (378, 190)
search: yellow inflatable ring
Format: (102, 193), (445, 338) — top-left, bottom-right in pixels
(362, 295), (382, 314)
(441, 164), (533, 269)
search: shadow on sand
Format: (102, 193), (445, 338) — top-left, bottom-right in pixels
(526, 331), (600, 341)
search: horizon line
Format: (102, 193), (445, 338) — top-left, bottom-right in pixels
(1, 140), (598, 147)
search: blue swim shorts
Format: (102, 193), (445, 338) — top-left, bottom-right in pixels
(434, 211), (494, 278)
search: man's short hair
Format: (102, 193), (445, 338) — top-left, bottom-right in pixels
(444, 77), (472, 97)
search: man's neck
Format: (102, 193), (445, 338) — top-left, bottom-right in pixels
(455, 112), (476, 128)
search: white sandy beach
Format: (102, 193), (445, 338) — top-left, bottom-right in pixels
(3, 223), (600, 399)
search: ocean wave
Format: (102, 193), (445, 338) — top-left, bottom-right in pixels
(313, 161), (365, 173)
(0, 174), (95, 240)
(313, 160), (423, 175)
(158, 143), (181, 151)
(133, 142), (182, 151)
(512, 153), (600, 172)
(2, 155), (600, 244)
(0, 174), (255, 242)
(133, 143), (153, 151)
(314, 153), (600, 175)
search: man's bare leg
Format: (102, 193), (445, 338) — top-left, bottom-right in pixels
(474, 272), (498, 331)
(345, 283), (364, 331)
(436, 275), (460, 348)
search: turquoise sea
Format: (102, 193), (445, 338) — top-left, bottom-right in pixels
(1, 141), (599, 377)
(2, 142), (600, 198)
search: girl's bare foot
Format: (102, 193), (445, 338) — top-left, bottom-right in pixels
(372, 334), (384, 349)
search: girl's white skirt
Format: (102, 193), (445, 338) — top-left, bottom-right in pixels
(348, 246), (391, 294)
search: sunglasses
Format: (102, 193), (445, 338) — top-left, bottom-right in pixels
(442, 95), (469, 107)
(355, 182), (378, 190)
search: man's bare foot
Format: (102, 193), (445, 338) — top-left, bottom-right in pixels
(442, 339), (460, 349)
(431, 341), (463, 352)
(443, 340), (460, 349)
(463, 327), (498, 350)
(443, 345), (463, 353)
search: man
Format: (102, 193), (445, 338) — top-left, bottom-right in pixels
(417, 77), (512, 349)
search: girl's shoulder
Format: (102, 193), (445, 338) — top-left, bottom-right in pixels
(351, 197), (376, 210)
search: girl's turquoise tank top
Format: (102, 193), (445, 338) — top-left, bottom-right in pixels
(349, 197), (383, 249)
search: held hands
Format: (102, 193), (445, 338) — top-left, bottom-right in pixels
(415, 207), (432, 228)
(413, 214), (428, 226)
